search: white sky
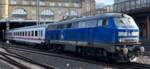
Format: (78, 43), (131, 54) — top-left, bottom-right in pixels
(95, 0), (114, 5)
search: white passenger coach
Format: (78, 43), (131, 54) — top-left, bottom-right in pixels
(7, 25), (47, 44)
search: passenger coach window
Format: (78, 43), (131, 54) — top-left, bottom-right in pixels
(19, 32), (20, 36)
(25, 32), (27, 36)
(41, 30), (43, 37)
(35, 31), (38, 36)
(22, 32), (24, 36)
(17, 32), (18, 36)
(38, 31), (41, 37)
(32, 31), (34, 36)
(28, 32), (30, 36)
(14, 32), (15, 36)
(20, 32), (23, 36)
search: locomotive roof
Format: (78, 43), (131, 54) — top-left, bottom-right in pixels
(9, 13), (131, 31)
(47, 13), (131, 25)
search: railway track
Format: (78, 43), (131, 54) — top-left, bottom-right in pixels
(131, 63), (150, 69)
(117, 63), (150, 69)
(0, 53), (30, 69)
(1, 42), (150, 69)
(5, 46), (150, 69)
(1, 42), (107, 64)
(1, 43), (115, 68)
(4, 44), (105, 66)
(0, 47), (54, 69)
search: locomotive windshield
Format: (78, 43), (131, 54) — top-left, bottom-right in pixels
(114, 17), (137, 27)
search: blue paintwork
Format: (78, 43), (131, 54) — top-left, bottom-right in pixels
(46, 30), (61, 40)
(45, 13), (139, 46)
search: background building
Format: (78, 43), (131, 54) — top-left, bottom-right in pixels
(114, 0), (149, 13)
(82, 5), (113, 16)
(0, 0), (95, 21)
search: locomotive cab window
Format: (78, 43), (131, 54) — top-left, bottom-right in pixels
(102, 19), (108, 27)
(114, 17), (137, 27)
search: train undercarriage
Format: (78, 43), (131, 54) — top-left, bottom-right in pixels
(43, 42), (145, 63)
(6, 39), (145, 63)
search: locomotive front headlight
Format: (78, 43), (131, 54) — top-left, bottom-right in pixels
(135, 38), (139, 42)
(118, 32), (127, 36)
(132, 32), (139, 36)
(123, 48), (128, 55)
(140, 46), (145, 53)
(119, 38), (123, 42)
(116, 46), (121, 51)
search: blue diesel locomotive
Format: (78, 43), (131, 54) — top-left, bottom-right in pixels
(7, 13), (144, 62)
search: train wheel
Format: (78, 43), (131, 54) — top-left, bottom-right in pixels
(107, 52), (114, 62)
(83, 48), (89, 58)
(85, 48), (90, 57)
(57, 45), (64, 52)
(51, 44), (64, 53)
(102, 49), (109, 61)
(48, 43), (53, 50)
(44, 43), (51, 50)
(76, 47), (89, 57)
(76, 47), (79, 54)
(96, 49), (103, 60)
(76, 47), (83, 55)
(54, 44), (59, 52)
(85, 48), (93, 58)
(81, 47), (85, 57)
